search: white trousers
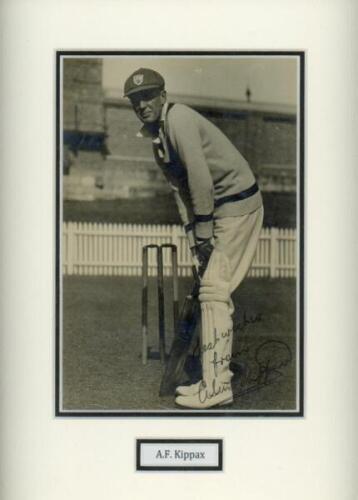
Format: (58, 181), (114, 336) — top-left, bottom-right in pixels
(197, 205), (264, 380)
(175, 206), (264, 406)
(213, 206), (264, 296)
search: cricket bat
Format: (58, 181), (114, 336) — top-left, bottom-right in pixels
(159, 267), (201, 396)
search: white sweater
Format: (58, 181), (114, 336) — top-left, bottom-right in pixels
(141, 102), (263, 240)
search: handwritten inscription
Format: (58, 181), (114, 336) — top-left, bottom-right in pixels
(236, 311), (263, 331)
(235, 340), (292, 396)
(196, 309), (292, 402)
(198, 378), (232, 403)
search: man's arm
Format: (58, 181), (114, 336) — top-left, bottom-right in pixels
(169, 184), (196, 251)
(168, 105), (215, 241)
(170, 183), (213, 276)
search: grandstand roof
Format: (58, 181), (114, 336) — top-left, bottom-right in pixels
(103, 89), (296, 116)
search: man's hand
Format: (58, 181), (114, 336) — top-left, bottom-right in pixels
(195, 238), (214, 277)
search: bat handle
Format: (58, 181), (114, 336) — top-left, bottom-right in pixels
(192, 264), (200, 283)
(190, 249), (200, 280)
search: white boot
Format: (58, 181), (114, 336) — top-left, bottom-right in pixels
(176, 382), (200, 397)
(175, 251), (234, 409)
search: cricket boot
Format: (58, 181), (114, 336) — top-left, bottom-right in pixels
(175, 250), (234, 409)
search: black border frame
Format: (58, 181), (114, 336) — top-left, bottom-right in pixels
(136, 439), (223, 471)
(56, 51), (305, 418)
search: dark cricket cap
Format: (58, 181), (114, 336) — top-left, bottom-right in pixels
(123, 68), (165, 97)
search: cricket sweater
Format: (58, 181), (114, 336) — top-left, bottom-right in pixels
(140, 102), (263, 240)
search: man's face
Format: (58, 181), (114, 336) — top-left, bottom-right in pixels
(129, 88), (166, 124)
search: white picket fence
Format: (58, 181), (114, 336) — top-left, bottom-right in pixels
(62, 222), (296, 278)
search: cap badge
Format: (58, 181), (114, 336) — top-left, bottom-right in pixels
(133, 74), (144, 86)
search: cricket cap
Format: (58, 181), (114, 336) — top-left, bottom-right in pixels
(124, 68), (165, 97)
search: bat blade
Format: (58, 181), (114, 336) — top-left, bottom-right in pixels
(159, 290), (200, 396)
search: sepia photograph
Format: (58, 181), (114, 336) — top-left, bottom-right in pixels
(56, 52), (304, 416)
(5, 0), (358, 496)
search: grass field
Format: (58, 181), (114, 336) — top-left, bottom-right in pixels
(62, 276), (298, 412)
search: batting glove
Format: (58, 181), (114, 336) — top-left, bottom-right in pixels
(195, 238), (214, 277)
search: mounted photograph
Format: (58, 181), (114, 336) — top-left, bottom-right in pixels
(56, 52), (304, 416)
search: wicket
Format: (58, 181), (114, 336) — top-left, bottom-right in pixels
(141, 244), (179, 365)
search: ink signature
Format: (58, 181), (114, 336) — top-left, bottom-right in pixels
(196, 328), (292, 401)
(198, 378), (232, 404)
(235, 340), (293, 396)
(187, 307), (292, 402)
(191, 310), (263, 358)
(236, 311), (263, 331)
